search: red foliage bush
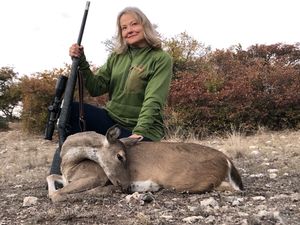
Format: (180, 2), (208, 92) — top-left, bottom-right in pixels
(167, 43), (300, 137)
(20, 71), (58, 133)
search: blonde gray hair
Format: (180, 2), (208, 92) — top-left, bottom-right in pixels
(114, 7), (162, 54)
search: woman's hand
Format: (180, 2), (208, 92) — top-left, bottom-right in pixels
(69, 44), (84, 58)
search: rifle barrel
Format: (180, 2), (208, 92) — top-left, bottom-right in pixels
(57, 1), (90, 148)
(77, 1), (90, 45)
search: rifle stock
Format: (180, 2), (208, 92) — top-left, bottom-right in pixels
(57, 1), (90, 148)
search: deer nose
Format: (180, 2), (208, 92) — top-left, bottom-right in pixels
(116, 180), (131, 193)
(122, 185), (132, 194)
(116, 180), (122, 187)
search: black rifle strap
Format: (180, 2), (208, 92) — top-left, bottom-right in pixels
(78, 70), (86, 132)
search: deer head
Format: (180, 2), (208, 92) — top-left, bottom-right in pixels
(98, 125), (140, 192)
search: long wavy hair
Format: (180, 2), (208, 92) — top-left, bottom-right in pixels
(114, 7), (162, 54)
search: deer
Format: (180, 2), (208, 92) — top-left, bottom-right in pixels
(46, 127), (134, 202)
(47, 126), (244, 202)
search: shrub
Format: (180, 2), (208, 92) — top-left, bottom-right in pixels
(166, 43), (300, 137)
(19, 65), (102, 134)
(20, 69), (65, 133)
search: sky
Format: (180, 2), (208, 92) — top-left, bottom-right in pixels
(0, 0), (299, 76)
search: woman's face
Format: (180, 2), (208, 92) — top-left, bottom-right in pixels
(120, 13), (147, 48)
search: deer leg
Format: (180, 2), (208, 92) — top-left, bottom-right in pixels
(215, 181), (234, 192)
(46, 174), (66, 196)
(48, 176), (106, 202)
(184, 175), (223, 194)
(86, 185), (120, 196)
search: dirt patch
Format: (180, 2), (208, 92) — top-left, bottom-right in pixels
(0, 123), (299, 225)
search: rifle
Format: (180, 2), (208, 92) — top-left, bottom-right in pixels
(44, 75), (68, 140)
(48, 1), (90, 175)
(57, 1), (90, 148)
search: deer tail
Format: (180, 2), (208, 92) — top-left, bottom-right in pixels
(227, 159), (244, 191)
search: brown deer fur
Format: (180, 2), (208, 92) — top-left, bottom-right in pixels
(47, 126), (244, 202)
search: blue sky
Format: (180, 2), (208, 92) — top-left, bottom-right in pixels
(1, 0), (299, 75)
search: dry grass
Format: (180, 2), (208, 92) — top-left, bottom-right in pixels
(166, 126), (300, 159)
(0, 123), (56, 184)
(0, 122), (299, 225)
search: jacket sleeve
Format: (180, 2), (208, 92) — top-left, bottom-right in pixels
(132, 52), (173, 137)
(78, 54), (112, 97)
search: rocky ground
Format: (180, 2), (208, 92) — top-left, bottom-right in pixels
(0, 123), (299, 225)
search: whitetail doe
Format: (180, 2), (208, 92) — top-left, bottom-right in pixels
(47, 126), (244, 202)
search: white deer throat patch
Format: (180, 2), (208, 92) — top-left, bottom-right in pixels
(130, 180), (161, 192)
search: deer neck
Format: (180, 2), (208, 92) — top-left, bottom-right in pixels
(61, 135), (107, 167)
(62, 146), (100, 166)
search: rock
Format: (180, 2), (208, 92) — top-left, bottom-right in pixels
(200, 197), (219, 208)
(250, 150), (260, 155)
(232, 199), (240, 206)
(252, 196), (266, 201)
(240, 219), (248, 225)
(160, 214), (173, 220)
(256, 210), (284, 224)
(182, 216), (203, 223)
(270, 194), (289, 200)
(267, 169), (279, 173)
(6, 194), (17, 198)
(141, 192), (154, 203)
(22, 196), (38, 207)
(188, 196), (199, 202)
(265, 140), (272, 144)
(187, 205), (199, 212)
(226, 196), (244, 206)
(238, 212), (249, 217)
(205, 215), (216, 223)
(125, 192), (154, 205)
(125, 192), (140, 203)
(249, 173), (264, 178)
(291, 193), (299, 202)
(257, 210), (268, 218)
(269, 173), (277, 179)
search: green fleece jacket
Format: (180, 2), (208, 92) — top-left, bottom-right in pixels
(78, 46), (173, 141)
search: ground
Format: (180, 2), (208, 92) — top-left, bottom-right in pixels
(0, 123), (299, 225)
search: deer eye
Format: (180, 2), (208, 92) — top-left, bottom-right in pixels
(117, 153), (124, 162)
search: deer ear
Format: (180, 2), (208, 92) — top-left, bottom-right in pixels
(106, 125), (121, 143)
(119, 137), (141, 148)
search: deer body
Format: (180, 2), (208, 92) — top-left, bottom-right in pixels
(122, 142), (243, 193)
(47, 127), (243, 202)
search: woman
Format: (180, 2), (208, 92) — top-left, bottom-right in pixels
(69, 7), (173, 141)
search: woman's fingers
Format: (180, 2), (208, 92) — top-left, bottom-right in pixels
(69, 44), (84, 58)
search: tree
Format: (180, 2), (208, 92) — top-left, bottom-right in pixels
(0, 67), (21, 120)
(102, 36), (117, 53)
(163, 32), (211, 75)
